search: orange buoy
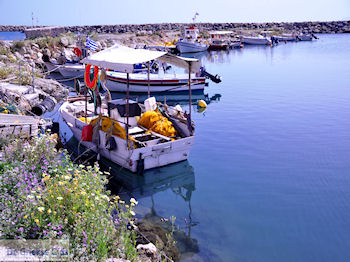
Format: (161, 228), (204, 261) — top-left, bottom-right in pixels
(74, 47), (82, 57)
(85, 64), (99, 90)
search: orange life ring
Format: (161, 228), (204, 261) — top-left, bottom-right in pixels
(74, 47), (82, 57)
(85, 64), (99, 90)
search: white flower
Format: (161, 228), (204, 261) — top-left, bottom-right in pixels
(57, 196), (63, 200)
(64, 175), (71, 180)
(130, 198), (138, 205)
(130, 211), (136, 216)
(27, 195), (34, 199)
(38, 207), (45, 212)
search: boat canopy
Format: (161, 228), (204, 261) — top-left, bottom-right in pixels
(81, 44), (201, 73)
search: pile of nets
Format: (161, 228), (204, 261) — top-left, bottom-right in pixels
(0, 100), (22, 115)
(138, 110), (177, 137)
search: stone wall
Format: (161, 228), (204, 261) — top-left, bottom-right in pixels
(1, 20), (349, 37)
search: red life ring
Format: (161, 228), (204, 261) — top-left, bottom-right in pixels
(85, 64), (99, 90)
(74, 47), (82, 57)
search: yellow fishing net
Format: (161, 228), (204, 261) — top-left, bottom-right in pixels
(138, 110), (177, 137)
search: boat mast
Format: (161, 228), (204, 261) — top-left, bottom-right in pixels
(126, 72), (130, 148)
(147, 61), (150, 98)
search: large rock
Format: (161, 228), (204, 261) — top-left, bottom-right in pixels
(60, 37), (69, 47)
(33, 78), (68, 101)
(136, 243), (158, 259)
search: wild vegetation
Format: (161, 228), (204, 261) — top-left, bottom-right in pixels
(0, 133), (140, 261)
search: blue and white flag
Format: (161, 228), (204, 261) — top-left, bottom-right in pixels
(86, 38), (98, 51)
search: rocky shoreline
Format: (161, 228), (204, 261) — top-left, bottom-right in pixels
(1, 20), (350, 36)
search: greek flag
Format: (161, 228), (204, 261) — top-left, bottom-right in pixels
(86, 38), (98, 51)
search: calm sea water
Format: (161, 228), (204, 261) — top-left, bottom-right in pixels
(57, 34), (350, 262)
(0, 31), (26, 41)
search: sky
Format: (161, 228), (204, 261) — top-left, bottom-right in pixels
(0, 0), (349, 26)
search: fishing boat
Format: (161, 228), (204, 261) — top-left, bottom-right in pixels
(208, 31), (232, 50)
(241, 35), (272, 45)
(60, 45), (200, 173)
(175, 27), (209, 53)
(106, 71), (206, 93)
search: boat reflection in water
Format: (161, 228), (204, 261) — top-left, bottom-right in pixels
(100, 158), (200, 259)
(111, 90), (221, 107)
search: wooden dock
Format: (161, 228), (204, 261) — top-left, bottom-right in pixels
(0, 114), (43, 138)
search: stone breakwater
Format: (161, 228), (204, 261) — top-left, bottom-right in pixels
(1, 20), (350, 36)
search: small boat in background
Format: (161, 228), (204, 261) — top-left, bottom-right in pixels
(274, 33), (297, 42)
(241, 35), (272, 45)
(208, 31), (232, 50)
(175, 26), (209, 53)
(229, 40), (244, 49)
(297, 34), (314, 41)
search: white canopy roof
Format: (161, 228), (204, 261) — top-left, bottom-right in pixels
(81, 44), (201, 73)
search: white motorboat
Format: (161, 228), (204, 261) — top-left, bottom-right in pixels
(44, 61), (85, 78)
(58, 63), (85, 78)
(241, 35), (272, 45)
(175, 26), (209, 53)
(60, 45), (201, 173)
(274, 33), (297, 42)
(297, 34), (313, 41)
(106, 71), (206, 93)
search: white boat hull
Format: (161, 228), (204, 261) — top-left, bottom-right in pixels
(176, 41), (209, 53)
(106, 72), (206, 93)
(298, 35), (313, 41)
(241, 37), (271, 45)
(58, 64), (85, 78)
(60, 102), (195, 173)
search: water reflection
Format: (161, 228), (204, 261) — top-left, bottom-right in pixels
(111, 90), (221, 107)
(102, 158), (201, 259)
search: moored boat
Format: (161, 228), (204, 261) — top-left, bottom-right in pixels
(241, 35), (272, 45)
(175, 26), (209, 53)
(60, 44), (201, 173)
(106, 71), (206, 93)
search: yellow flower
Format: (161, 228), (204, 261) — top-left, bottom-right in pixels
(24, 215), (28, 219)
(130, 198), (138, 205)
(81, 191), (86, 195)
(119, 200), (125, 204)
(42, 176), (50, 182)
(47, 209), (52, 214)
(114, 196), (120, 200)
(35, 219), (39, 224)
(125, 205), (129, 208)
(38, 207), (45, 213)
(42, 173), (47, 177)
(54, 211), (57, 215)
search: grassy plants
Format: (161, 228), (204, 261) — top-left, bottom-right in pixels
(0, 133), (141, 261)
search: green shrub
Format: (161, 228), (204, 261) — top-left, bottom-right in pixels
(10, 41), (25, 52)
